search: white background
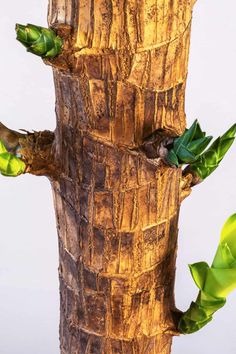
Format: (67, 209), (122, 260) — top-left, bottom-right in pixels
(0, 1), (236, 353)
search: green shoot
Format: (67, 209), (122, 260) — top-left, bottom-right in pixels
(16, 23), (63, 58)
(0, 140), (25, 177)
(189, 124), (236, 180)
(166, 120), (213, 166)
(179, 214), (236, 334)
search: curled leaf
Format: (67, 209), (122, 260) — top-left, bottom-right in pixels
(179, 214), (236, 334)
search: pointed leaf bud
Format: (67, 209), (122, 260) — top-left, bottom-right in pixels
(16, 23), (63, 58)
(166, 120), (212, 166)
(0, 141), (26, 177)
(189, 123), (236, 180)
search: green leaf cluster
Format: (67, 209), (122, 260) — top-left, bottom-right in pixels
(0, 140), (25, 177)
(190, 124), (236, 180)
(179, 214), (236, 334)
(167, 120), (236, 182)
(166, 120), (213, 167)
(16, 24), (63, 58)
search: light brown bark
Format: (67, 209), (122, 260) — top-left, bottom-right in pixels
(47, 1), (196, 353)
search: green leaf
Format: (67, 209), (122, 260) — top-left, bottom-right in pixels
(166, 120), (213, 166)
(217, 138), (235, 161)
(16, 24), (28, 43)
(0, 140), (26, 177)
(0, 153), (25, 177)
(16, 23), (63, 58)
(189, 262), (209, 290)
(0, 153), (11, 172)
(197, 291), (226, 313)
(188, 136), (213, 155)
(204, 268), (236, 298)
(26, 24), (42, 42)
(0, 140), (8, 154)
(166, 149), (179, 166)
(185, 302), (207, 322)
(212, 243), (236, 269)
(192, 122), (206, 139)
(176, 146), (197, 163)
(189, 124), (236, 180)
(221, 123), (236, 140)
(179, 214), (236, 334)
(219, 214), (236, 257)
(174, 119), (198, 153)
(178, 302), (213, 334)
(30, 40), (47, 55)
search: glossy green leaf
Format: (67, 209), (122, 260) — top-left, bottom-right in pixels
(16, 23), (63, 58)
(204, 268), (236, 298)
(221, 123), (236, 139)
(166, 149), (179, 166)
(0, 140), (26, 177)
(189, 262), (209, 290)
(219, 214), (236, 258)
(192, 122), (206, 139)
(188, 136), (213, 155)
(179, 214), (236, 334)
(174, 120), (198, 153)
(189, 124), (236, 180)
(177, 146), (196, 163)
(167, 121), (235, 178)
(167, 120), (212, 166)
(197, 291), (226, 312)
(0, 140), (8, 154)
(16, 24), (28, 43)
(179, 302), (213, 334)
(212, 243), (236, 269)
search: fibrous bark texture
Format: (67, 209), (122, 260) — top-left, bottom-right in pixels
(48, 1), (196, 353)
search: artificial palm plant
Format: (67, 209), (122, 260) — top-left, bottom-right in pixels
(1, 2), (236, 354)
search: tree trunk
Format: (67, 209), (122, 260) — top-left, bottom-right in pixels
(48, 1), (196, 353)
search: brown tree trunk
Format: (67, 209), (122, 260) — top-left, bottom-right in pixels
(48, 1), (196, 353)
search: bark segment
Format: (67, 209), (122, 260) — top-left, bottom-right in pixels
(48, 1), (196, 353)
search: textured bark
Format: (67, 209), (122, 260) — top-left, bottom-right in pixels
(19, 130), (56, 177)
(48, 1), (196, 353)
